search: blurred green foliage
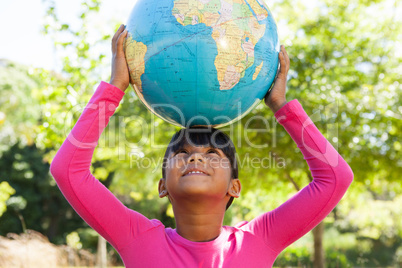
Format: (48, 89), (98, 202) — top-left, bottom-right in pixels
(0, 141), (87, 243)
(0, 0), (401, 266)
(0, 181), (15, 217)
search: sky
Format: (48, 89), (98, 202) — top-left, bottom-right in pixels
(0, 0), (54, 69)
(0, 0), (134, 71)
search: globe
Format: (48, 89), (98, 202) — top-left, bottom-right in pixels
(124, 0), (279, 127)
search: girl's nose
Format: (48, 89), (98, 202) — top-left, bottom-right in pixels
(188, 152), (204, 163)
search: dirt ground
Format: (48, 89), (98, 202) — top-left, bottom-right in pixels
(0, 230), (95, 267)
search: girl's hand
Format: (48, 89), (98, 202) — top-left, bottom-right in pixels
(264, 45), (290, 113)
(110, 24), (130, 92)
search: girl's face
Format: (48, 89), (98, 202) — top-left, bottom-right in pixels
(163, 143), (236, 202)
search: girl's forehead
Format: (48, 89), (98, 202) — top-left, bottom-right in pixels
(175, 143), (218, 152)
(182, 143), (211, 149)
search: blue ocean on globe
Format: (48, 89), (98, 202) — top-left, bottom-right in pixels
(124, 0), (279, 127)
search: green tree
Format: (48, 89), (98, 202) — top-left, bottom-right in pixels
(0, 60), (42, 150)
(0, 142), (88, 243)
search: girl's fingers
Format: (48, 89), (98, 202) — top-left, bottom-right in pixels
(279, 45), (290, 73)
(278, 51), (287, 77)
(281, 45), (290, 70)
(112, 24), (125, 51)
(116, 29), (128, 54)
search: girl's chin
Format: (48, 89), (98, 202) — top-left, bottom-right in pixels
(175, 186), (222, 197)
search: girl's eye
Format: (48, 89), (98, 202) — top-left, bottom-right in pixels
(207, 149), (219, 154)
(176, 150), (188, 154)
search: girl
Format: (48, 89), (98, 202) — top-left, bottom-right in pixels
(50, 25), (353, 267)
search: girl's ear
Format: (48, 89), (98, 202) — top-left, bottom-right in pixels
(228, 179), (241, 198)
(158, 178), (168, 198)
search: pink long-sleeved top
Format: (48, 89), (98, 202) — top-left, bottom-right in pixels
(50, 82), (353, 267)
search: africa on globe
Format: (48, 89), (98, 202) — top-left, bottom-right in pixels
(124, 0), (279, 127)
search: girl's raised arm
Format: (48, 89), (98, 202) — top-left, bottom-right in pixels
(244, 45), (353, 254)
(50, 25), (160, 252)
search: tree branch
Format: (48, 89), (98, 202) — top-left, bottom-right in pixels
(284, 170), (300, 192)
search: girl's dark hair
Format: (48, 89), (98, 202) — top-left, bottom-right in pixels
(162, 127), (238, 210)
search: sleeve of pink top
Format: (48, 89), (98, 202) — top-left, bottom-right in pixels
(245, 99), (353, 254)
(49, 81), (157, 251)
